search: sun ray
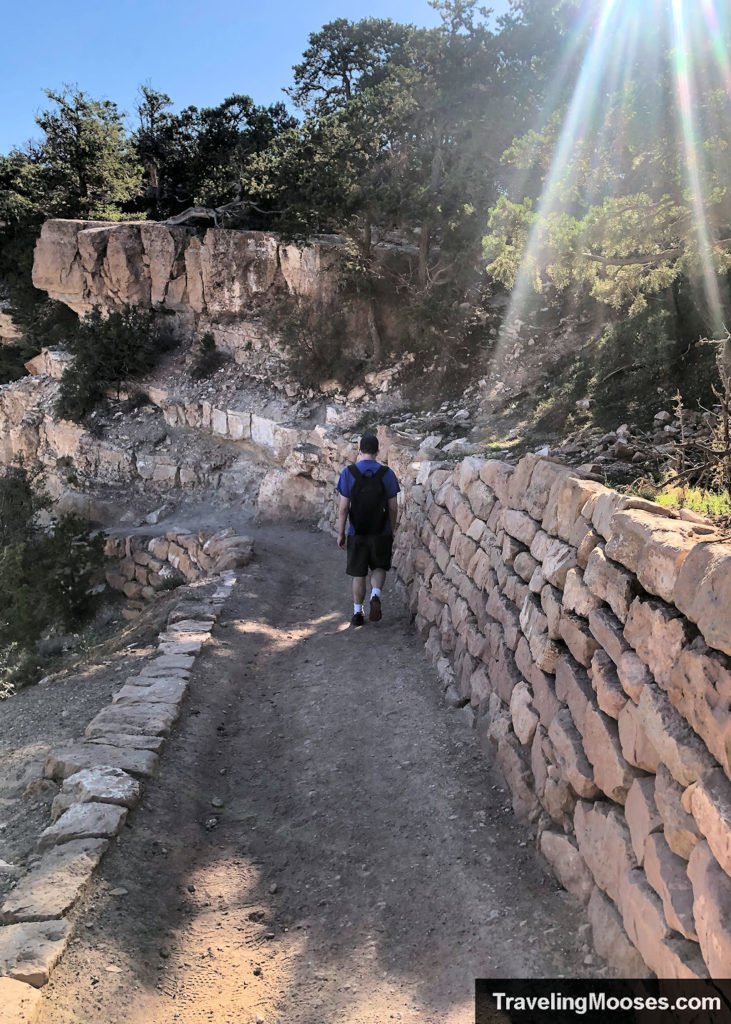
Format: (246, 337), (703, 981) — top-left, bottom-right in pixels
(671, 0), (725, 332)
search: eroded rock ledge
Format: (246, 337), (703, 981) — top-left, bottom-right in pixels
(32, 220), (340, 323)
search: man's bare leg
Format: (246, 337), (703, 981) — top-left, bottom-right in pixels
(352, 576), (367, 607)
(370, 568), (386, 591)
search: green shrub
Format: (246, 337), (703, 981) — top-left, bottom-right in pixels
(190, 332), (223, 379)
(265, 294), (358, 388)
(0, 466), (107, 695)
(56, 306), (174, 421)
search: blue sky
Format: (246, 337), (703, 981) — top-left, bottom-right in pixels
(1, 0), (511, 153)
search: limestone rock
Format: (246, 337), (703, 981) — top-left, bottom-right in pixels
(530, 668), (561, 728)
(617, 701), (661, 773)
(589, 649), (628, 719)
(625, 777), (663, 864)
(1, 839), (108, 923)
(548, 709), (599, 799)
(112, 676), (188, 706)
(687, 769), (731, 877)
(624, 597), (695, 691)
(583, 546), (638, 622)
(635, 686), (716, 786)
(606, 509), (708, 604)
(687, 841), (731, 978)
(587, 886), (650, 978)
(618, 868), (708, 979)
(0, 977), (43, 1022)
(50, 767), (140, 823)
(555, 653), (595, 735)
(617, 651), (652, 704)
(541, 538), (578, 589)
(544, 477), (605, 543)
(539, 831), (593, 903)
(582, 704), (643, 804)
(667, 639), (731, 778)
(85, 702), (179, 738)
(573, 799), (636, 903)
(510, 681), (539, 746)
(496, 735), (540, 822)
(0, 919), (71, 987)
(37, 802), (127, 851)
(524, 461), (569, 521)
(674, 541), (731, 657)
(258, 469), (324, 521)
(589, 607), (630, 666)
(539, 583), (563, 639)
(559, 612), (601, 668)
(654, 763), (702, 860)
(44, 742), (159, 780)
(644, 833), (697, 940)
(563, 569), (603, 622)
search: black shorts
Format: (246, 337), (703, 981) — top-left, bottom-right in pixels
(345, 534), (393, 576)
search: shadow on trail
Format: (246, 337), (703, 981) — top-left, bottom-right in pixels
(41, 525), (592, 1024)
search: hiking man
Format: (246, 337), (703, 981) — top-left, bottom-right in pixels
(336, 433), (400, 628)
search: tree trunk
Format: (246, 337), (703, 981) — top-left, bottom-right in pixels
(367, 297), (383, 363)
(418, 220), (430, 289)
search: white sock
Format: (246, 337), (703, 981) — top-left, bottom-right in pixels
(354, 603), (363, 614)
(371, 588), (382, 600)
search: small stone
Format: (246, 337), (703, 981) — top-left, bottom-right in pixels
(268, 883), (278, 894)
(109, 887), (128, 897)
(211, 797), (224, 809)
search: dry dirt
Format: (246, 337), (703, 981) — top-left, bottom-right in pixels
(32, 524), (604, 1024)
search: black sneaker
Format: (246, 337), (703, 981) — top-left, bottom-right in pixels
(369, 595), (382, 622)
(350, 611), (365, 628)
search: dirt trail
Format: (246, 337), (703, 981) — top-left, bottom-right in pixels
(39, 524), (600, 1024)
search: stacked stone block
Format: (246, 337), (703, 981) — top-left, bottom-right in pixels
(105, 528), (253, 609)
(389, 448), (731, 979)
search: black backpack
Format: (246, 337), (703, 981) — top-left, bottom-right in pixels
(348, 464), (389, 535)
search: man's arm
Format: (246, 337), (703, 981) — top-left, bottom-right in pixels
(337, 494), (350, 547)
(388, 496), (399, 535)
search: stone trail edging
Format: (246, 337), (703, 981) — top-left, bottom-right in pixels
(0, 569), (239, 1016)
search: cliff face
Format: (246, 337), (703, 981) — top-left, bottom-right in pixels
(32, 220), (343, 359)
(32, 220), (341, 316)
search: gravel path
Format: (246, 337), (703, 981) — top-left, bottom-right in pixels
(38, 524), (598, 1024)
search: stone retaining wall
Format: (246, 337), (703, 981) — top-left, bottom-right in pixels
(361, 442), (731, 979)
(104, 529), (253, 608)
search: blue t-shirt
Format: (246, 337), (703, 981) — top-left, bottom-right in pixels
(336, 459), (400, 535)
